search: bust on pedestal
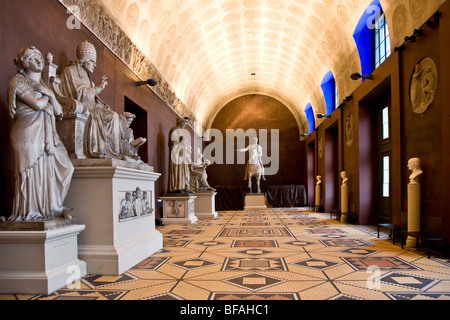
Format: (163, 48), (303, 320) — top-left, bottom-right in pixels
(340, 171), (349, 223)
(315, 175), (322, 212)
(406, 158), (423, 248)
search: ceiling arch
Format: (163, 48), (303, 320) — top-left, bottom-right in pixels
(98, 0), (444, 135)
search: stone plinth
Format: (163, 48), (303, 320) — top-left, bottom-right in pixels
(0, 225), (87, 295)
(407, 182), (421, 248)
(194, 191), (218, 220)
(63, 160), (162, 275)
(244, 193), (267, 210)
(161, 194), (198, 224)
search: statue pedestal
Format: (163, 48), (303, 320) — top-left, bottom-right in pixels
(161, 194), (198, 224)
(194, 192), (218, 220)
(341, 184), (349, 223)
(407, 182), (421, 248)
(0, 225), (87, 295)
(315, 185), (321, 212)
(63, 161), (163, 275)
(244, 193), (267, 210)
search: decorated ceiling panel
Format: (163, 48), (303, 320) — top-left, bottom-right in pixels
(92, 0), (442, 134)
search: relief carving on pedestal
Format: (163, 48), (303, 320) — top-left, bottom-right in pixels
(119, 187), (153, 221)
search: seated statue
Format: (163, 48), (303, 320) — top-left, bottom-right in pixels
(54, 41), (146, 161)
(189, 149), (215, 192)
(119, 112), (146, 163)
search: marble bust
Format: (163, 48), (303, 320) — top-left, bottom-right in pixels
(316, 175), (322, 186)
(407, 158), (423, 183)
(341, 171), (348, 185)
(6, 46), (74, 222)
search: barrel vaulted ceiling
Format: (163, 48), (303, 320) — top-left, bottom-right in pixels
(95, 0), (443, 135)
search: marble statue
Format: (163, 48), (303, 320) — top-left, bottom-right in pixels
(189, 149), (216, 192)
(58, 41), (146, 161)
(168, 117), (193, 193)
(119, 112), (146, 163)
(316, 175), (322, 185)
(6, 46), (74, 222)
(407, 157), (423, 183)
(239, 137), (266, 194)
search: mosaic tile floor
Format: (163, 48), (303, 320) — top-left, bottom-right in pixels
(2, 208), (450, 301)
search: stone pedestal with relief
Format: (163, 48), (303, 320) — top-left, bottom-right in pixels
(63, 159), (162, 276)
(161, 194), (198, 224)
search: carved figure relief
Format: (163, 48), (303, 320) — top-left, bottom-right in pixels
(345, 114), (354, 146)
(119, 187), (153, 221)
(318, 137), (324, 159)
(410, 57), (438, 115)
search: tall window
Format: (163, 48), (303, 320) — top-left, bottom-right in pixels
(354, 0), (391, 76)
(321, 71), (338, 115)
(382, 106), (389, 140)
(375, 13), (391, 69)
(305, 103), (315, 134)
(335, 83), (339, 109)
(382, 156), (390, 198)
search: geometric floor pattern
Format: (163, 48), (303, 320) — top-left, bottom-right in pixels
(1, 208), (450, 301)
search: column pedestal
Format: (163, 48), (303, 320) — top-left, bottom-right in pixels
(407, 182), (421, 248)
(194, 191), (218, 220)
(315, 185), (321, 212)
(0, 225), (87, 295)
(341, 184), (349, 223)
(161, 194), (198, 224)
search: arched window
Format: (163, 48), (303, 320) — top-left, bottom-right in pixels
(353, 0), (391, 76)
(305, 103), (315, 134)
(321, 71), (338, 115)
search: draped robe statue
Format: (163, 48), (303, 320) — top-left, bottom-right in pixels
(7, 46), (74, 221)
(59, 41), (123, 159)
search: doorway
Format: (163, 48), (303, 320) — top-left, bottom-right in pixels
(124, 97), (148, 164)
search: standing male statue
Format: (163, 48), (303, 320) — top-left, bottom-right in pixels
(239, 137), (266, 193)
(168, 117), (193, 193)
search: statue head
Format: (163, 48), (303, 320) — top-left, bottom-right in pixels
(14, 46), (44, 74)
(77, 41), (97, 74)
(407, 158), (421, 171)
(252, 137), (258, 144)
(123, 112), (136, 125)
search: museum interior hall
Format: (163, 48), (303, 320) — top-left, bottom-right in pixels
(0, 0), (450, 303)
